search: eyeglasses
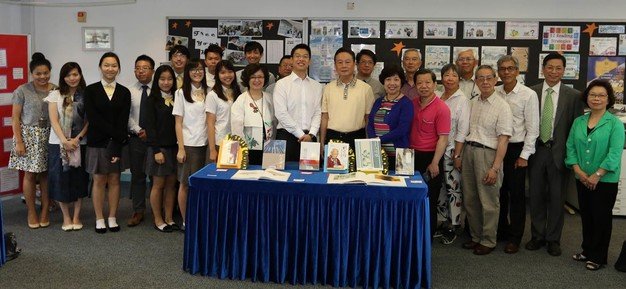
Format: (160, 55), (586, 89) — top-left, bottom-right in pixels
(589, 93), (608, 99)
(457, 57), (475, 62)
(498, 66), (518, 72)
(190, 68), (204, 73)
(476, 75), (495, 82)
(359, 60), (374, 66)
(134, 66), (153, 72)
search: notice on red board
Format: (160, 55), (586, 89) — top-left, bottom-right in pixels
(0, 167), (19, 192)
(13, 67), (23, 79)
(0, 49), (6, 67)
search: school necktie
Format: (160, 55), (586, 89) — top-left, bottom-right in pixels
(176, 74), (183, 89)
(539, 87), (554, 143)
(104, 83), (115, 96)
(138, 85), (149, 128)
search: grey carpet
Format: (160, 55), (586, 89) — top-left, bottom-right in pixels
(0, 191), (625, 289)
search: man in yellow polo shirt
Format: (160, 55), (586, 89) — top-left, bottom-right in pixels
(320, 48), (375, 149)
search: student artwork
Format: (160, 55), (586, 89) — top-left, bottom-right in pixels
(590, 37), (618, 56)
(510, 47), (529, 72)
(165, 35), (189, 51)
(620, 35), (626, 56)
(218, 20), (263, 37)
(542, 26), (581, 52)
(277, 19), (303, 38)
(354, 139), (387, 174)
(504, 21), (539, 40)
(190, 28), (218, 55)
(217, 134), (249, 169)
(425, 46), (451, 80)
(423, 21), (457, 39)
(299, 142), (321, 171)
(463, 21), (497, 40)
(481, 46), (508, 69)
(323, 141), (353, 174)
(348, 20), (381, 39)
(262, 140), (286, 170)
(599, 25), (625, 34)
(587, 57), (625, 104)
(385, 21), (418, 39)
(395, 148), (415, 176)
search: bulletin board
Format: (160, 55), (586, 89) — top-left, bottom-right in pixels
(0, 34), (29, 196)
(308, 20), (626, 103)
(166, 17), (305, 76)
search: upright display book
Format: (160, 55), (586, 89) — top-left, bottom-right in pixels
(354, 139), (384, 173)
(299, 142), (321, 171)
(262, 140), (287, 170)
(217, 139), (243, 169)
(323, 142), (350, 174)
(395, 148), (415, 176)
(231, 169), (291, 182)
(327, 172), (406, 187)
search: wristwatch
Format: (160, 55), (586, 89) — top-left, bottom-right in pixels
(595, 172), (602, 177)
(453, 155), (461, 159)
(308, 133), (315, 139)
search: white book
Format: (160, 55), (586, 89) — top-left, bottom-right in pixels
(231, 169), (291, 182)
(299, 142), (321, 171)
(355, 139), (383, 172)
(327, 172), (406, 187)
(395, 148), (415, 176)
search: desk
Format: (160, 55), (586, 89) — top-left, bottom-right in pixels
(183, 164), (431, 289)
(1, 200), (5, 266)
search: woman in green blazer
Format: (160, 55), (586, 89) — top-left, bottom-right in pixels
(565, 79), (625, 270)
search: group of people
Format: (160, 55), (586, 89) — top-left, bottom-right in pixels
(8, 40), (624, 271)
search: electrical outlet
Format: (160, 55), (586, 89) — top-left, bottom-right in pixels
(347, 2), (355, 10)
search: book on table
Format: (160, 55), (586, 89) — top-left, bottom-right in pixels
(231, 168), (291, 182)
(395, 148), (415, 176)
(299, 142), (321, 171)
(323, 142), (350, 174)
(327, 172), (406, 187)
(354, 138), (384, 173)
(262, 140), (287, 170)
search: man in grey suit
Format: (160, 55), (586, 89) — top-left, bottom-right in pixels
(526, 52), (583, 256)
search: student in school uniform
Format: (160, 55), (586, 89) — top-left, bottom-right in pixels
(84, 52), (131, 234)
(173, 59), (210, 231)
(144, 65), (178, 233)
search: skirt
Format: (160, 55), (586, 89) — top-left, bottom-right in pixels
(85, 146), (130, 174)
(145, 146), (177, 177)
(8, 125), (50, 173)
(47, 144), (89, 203)
(177, 145), (207, 185)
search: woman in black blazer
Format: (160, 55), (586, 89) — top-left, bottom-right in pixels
(84, 52), (131, 234)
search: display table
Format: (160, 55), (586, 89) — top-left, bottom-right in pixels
(1, 199), (6, 267)
(183, 163), (431, 289)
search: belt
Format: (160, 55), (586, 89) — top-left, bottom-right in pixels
(327, 128), (365, 138)
(466, 141), (495, 150)
(538, 140), (554, 148)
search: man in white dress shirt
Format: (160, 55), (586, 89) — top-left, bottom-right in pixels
(203, 44), (223, 88)
(495, 55), (540, 254)
(456, 49), (479, 99)
(127, 54), (154, 227)
(273, 44), (323, 161)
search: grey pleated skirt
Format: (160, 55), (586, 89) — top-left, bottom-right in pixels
(177, 145), (207, 185)
(145, 146), (177, 177)
(86, 146), (129, 174)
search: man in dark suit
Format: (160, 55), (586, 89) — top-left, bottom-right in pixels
(526, 52), (583, 256)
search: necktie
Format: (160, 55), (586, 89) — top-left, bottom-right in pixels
(139, 85), (149, 128)
(176, 74), (183, 89)
(539, 87), (554, 142)
(104, 83), (115, 97)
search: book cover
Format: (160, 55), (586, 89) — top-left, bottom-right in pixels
(299, 142), (321, 171)
(355, 139), (383, 172)
(217, 139), (242, 169)
(323, 142), (349, 173)
(395, 148), (415, 176)
(262, 140), (287, 170)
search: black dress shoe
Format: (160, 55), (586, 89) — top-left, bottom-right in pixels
(154, 224), (173, 233)
(525, 238), (546, 250)
(108, 225), (121, 232)
(462, 240), (479, 249)
(473, 244), (495, 255)
(547, 241), (562, 256)
(167, 222), (180, 231)
(95, 227), (107, 234)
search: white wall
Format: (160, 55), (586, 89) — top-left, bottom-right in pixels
(3, 0), (622, 85)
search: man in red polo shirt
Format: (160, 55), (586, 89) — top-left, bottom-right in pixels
(410, 69), (451, 239)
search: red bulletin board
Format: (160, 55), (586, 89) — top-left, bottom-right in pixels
(0, 34), (29, 196)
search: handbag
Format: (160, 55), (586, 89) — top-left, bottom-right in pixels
(615, 240), (626, 272)
(4, 232), (22, 261)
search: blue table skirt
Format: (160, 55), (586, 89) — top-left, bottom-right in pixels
(184, 164), (431, 289)
(1, 199), (6, 266)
